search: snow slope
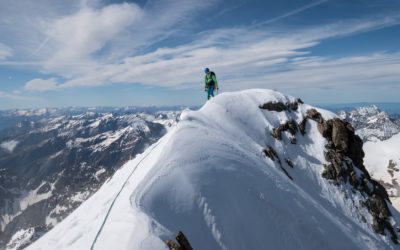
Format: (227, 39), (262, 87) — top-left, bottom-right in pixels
(364, 133), (400, 210)
(27, 89), (400, 250)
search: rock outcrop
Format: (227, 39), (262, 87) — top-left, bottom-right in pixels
(259, 99), (303, 112)
(304, 108), (398, 243)
(165, 231), (193, 250)
(271, 120), (298, 144)
(260, 100), (399, 243)
(263, 146), (293, 180)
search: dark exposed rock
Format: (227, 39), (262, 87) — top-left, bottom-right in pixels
(317, 120), (332, 138)
(388, 160), (400, 178)
(272, 127), (283, 140)
(306, 109), (323, 124)
(369, 179), (391, 203)
(165, 231), (193, 250)
(271, 120), (298, 142)
(367, 194), (394, 233)
(322, 164), (337, 180)
(285, 158), (294, 168)
(296, 98), (304, 104)
(305, 108), (398, 243)
(263, 146), (279, 161)
(263, 146), (293, 180)
(331, 119), (349, 153)
(260, 99), (303, 112)
(348, 131), (365, 169)
(286, 120), (298, 136)
(287, 98), (304, 111)
(286, 102), (298, 111)
(299, 118), (307, 135)
(259, 102), (287, 112)
(165, 240), (181, 250)
(176, 231), (193, 250)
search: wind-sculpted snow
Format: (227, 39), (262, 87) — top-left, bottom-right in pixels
(27, 89), (400, 250)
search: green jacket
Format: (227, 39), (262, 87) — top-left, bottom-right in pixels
(204, 72), (219, 89)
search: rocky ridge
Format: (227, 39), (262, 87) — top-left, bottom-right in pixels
(261, 101), (399, 243)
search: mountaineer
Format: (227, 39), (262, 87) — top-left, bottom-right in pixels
(204, 68), (219, 100)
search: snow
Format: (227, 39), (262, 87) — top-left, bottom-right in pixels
(94, 168), (106, 180)
(1, 140), (19, 153)
(89, 119), (101, 128)
(6, 227), (35, 250)
(364, 133), (400, 209)
(1, 182), (54, 231)
(46, 204), (70, 227)
(364, 133), (400, 177)
(69, 191), (91, 203)
(340, 105), (400, 142)
(19, 183), (54, 211)
(49, 150), (64, 159)
(27, 89), (399, 250)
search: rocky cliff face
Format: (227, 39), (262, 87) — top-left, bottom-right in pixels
(306, 110), (397, 242)
(338, 106), (400, 213)
(261, 101), (399, 243)
(0, 110), (180, 249)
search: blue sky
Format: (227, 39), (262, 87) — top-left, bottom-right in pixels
(0, 0), (399, 109)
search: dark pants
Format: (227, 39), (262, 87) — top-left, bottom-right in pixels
(207, 86), (215, 100)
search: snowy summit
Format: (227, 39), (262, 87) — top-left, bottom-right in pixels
(28, 89), (400, 250)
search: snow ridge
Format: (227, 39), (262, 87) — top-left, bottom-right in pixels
(27, 89), (400, 250)
(89, 139), (164, 250)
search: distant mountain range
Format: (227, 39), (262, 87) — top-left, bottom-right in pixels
(0, 106), (195, 131)
(0, 108), (181, 249)
(319, 102), (400, 115)
(338, 105), (400, 141)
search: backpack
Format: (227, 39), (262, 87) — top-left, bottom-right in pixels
(206, 72), (216, 87)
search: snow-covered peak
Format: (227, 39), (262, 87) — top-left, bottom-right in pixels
(340, 105), (400, 142)
(355, 105), (380, 116)
(28, 89), (400, 250)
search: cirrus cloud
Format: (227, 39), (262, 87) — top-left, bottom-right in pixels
(1, 0), (400, 105)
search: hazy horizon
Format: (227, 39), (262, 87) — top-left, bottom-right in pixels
(2, 101), (400, 113)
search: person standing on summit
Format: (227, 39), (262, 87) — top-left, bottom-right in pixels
(204, 68), (219, 100)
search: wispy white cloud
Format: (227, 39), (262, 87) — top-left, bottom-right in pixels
(1, 0), (400, 100)
(36, 14), (400, 92)
(0, 43), (12, 60)
(24, 78), (60, 92)
(226, 53), (400, 88)
(43, 3), (143, 71)
(254, 0), (328, 27)
(0, 91), (40, 101)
